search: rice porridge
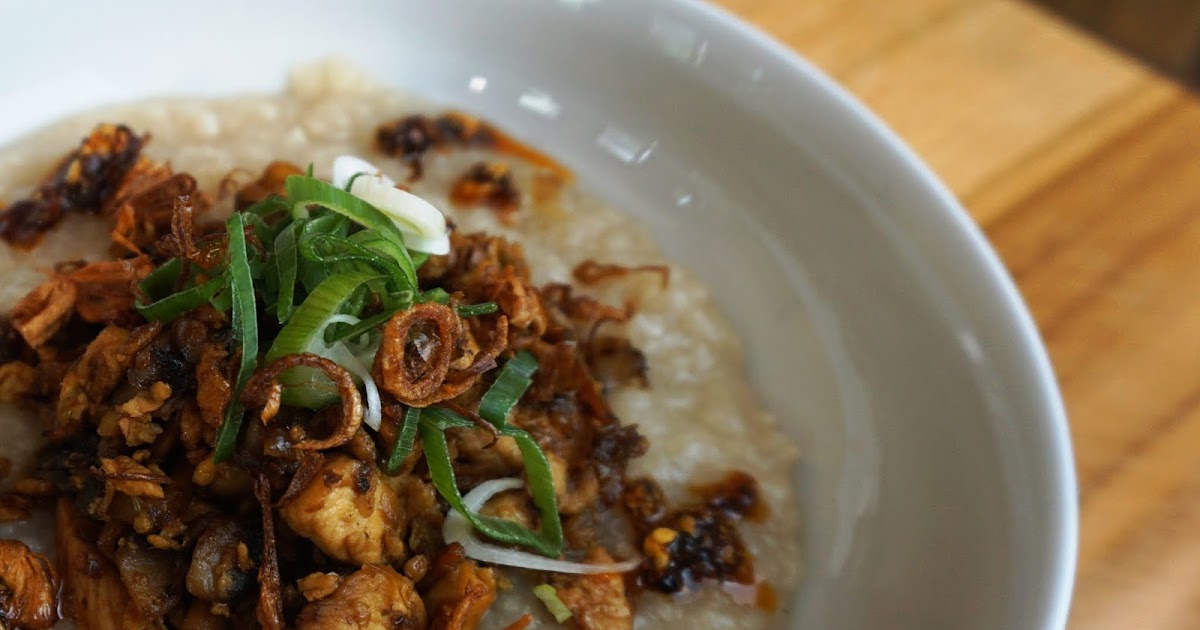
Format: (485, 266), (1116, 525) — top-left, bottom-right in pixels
(0, 62), (801, 628)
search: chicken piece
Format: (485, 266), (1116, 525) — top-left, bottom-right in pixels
(545, 452), (599, 516)
(549, 548), (633, 630)
(55, 499), (155, 630)
(387, 475), (445, 558)
(11, 277), (76, 349)
(295, 565), (426, 630)
(424, 549), (497, 630)
(447, 431), (522, 488)
(0, 539), (59, 629)
(279, 454), (406, 565)
(297, 572), (341, 602)
(478, 489), (536, 530)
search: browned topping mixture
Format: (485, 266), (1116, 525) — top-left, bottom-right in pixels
(0, 120), (776, 629)
(0, 123), (215, 254)
(375, 112), (570, 182)
(449, 161), (521, 222)
(0, 124), (144, 249)
(625, 471), (764, 594)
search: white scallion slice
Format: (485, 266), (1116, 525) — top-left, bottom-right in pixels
(332, 155), (396, 189)
(443, 478), (643, 574)
(330, 154), (450, 255)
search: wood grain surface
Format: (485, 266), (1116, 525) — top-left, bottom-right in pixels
(713, 0), (1200, 627)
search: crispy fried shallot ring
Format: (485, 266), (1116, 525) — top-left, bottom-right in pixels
(374, 303), (512, 407)
(373, 303), (459, 406)
(413, 314), (509, 407)
(243, 353), (363, 451)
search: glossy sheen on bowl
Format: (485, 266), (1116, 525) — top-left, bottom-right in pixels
(0, 1), (1076, 628)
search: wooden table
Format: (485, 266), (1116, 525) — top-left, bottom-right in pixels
(716, 1), (1200, 627)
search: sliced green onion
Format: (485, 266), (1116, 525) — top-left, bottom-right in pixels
(299, 233), (410, 291)
(303, 211), (350, 237)
(421, 287), (450, 304)
(244, 195), (291, 221)
(214, 213), (259, 463)
(208, 287), (233, 313)
(478, 351), (538, 429)
(137, 257), (183, 300)
(457, 302), (499, 317)
(298, 257), (330, 296)
(502, 426), (564, 555)
(385, 406), (422, 475)
(273, 220), (303, 323)
(420, 405), (563, 557)
(136, 275), (224, 322)
(533, 585), (573, 623)
(284, 175), (417, 289)
(266, 271), (382, 408)
(349, 229), (423, 285)
(260, 255), (279, 313)
(241, 211), (280, 251)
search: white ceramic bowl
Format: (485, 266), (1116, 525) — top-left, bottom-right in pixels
(0, 1), (1076, 628)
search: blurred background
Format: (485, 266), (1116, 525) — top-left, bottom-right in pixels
(1034, 0), (1200, 84)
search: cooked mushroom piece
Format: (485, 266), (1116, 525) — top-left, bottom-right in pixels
(55, 499), (153, 629)
(295, 565), (426, 630)
(0, 539), (59, 630)
(114, 538), (186, 619)
(186, 518), (255, 602)
(278, 454), (406, 565)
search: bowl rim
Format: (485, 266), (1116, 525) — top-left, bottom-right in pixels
(672, 0), (1078, 626)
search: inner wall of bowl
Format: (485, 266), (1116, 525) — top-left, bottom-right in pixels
(0, 1), (1064, 628)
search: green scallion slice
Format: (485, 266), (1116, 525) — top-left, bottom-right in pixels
(266, 270), (383, 408)
(420, 405), (563, 558)
(457, 302), (499, 317)
(136, 275), (224, 323)
(284, 175), (417, 290)
(533, 585), (573, 623)
(478, 351), (538, 429)
(385, 406), (422, 475)
(273, 220), (304, 324)
(213, 213), (260, 463)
